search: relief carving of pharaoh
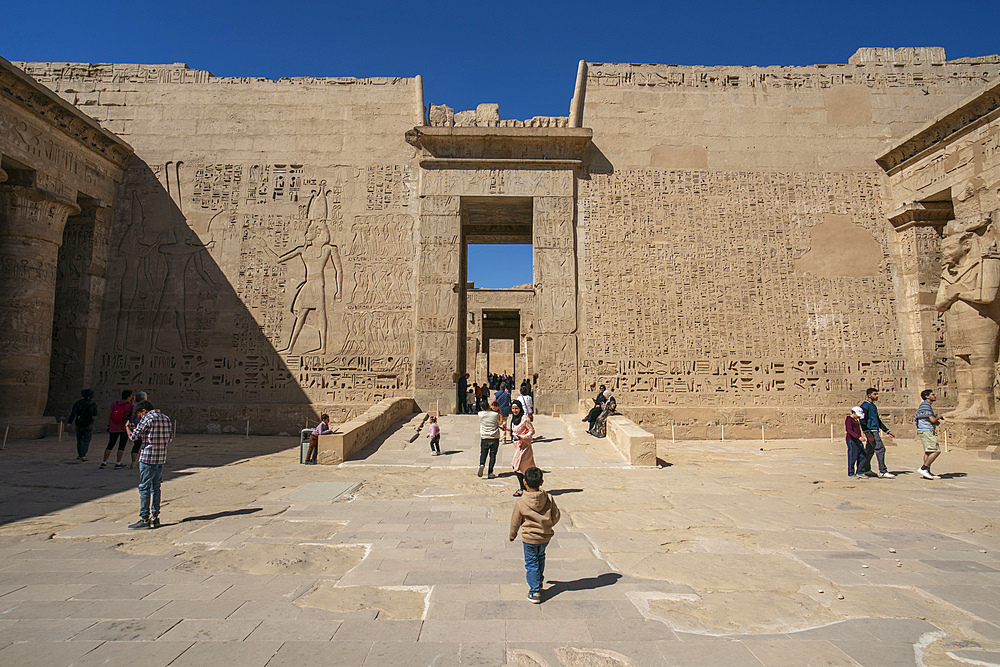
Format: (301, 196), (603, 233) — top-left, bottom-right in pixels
(935, 212), (1000, 419)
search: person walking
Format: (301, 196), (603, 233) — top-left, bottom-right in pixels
(845, 406), (865, 477)
(477, 400), (503, 479)
(915, 389), (944, 479)
(859, 387), (896, 478)
(427, 415), (441, 455)
(67, 389), (97, 461)
(510, 400), (536, 497)
(101, 389), (134, 469)
(495, 387), (512, 442)
(457, 373), (469, 415)
(509, 467), (560, 604)
(126, 400), (174, 530)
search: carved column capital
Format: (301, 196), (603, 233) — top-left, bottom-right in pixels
(887, 201), (954, 232)
(0, 184), (81, 246)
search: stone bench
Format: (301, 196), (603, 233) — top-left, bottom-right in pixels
(316, 397), (417, 464)
(606, 415), (656, 466)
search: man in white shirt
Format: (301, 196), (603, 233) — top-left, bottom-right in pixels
(477, 400), (503, 479)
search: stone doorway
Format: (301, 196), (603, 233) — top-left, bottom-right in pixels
(408, 125), (591, 414)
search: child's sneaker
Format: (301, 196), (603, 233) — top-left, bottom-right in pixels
(114, 463), (124, 470)
(527, 592), (542, 604)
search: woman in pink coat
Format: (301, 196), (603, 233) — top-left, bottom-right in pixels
(510, 400), (536, 497)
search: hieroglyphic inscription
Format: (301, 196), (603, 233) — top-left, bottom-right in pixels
(366, 165), (413, 210)
(587, 62), (1000, 91)
(97, 162), (416, 407)
(579, 169), (907, 406)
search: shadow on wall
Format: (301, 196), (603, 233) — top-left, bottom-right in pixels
(91, 158), (318, 437)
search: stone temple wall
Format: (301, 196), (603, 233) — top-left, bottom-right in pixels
(12, 51), (1000, 438)
(15, 62), (421, 433)
(577, 52), (1000, 435)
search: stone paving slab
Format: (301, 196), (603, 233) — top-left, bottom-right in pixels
(0, 421), (999, 665)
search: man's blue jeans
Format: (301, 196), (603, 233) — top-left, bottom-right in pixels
(75, 425), (93, 458)
(137, 462), (163, 520)
(523, 542), (548, 595)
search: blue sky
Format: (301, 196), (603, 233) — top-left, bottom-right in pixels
(4, 0), (996, 286)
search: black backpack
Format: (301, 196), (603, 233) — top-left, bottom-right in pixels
(75, 400), (96, 427)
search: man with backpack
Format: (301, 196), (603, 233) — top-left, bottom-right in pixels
(101, 390), (134, 469)
(126, 400), (174, 530)
(67, 388), (98, 461)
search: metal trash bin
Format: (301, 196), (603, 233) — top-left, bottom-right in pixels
(300, 428), (314, 464)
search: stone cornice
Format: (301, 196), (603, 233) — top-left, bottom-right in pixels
(405, 126), (593, 165)
(877, 79), (1000, 174)
(0, 57), (133, 169)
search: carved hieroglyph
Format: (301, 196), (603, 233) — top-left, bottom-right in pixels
(577, 169), (905, 408)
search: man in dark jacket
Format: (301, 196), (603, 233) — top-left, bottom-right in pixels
(859, 387), (896, 478)
(67, 389), (98, 461)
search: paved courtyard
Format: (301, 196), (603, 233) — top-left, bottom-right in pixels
(0, 413), (998, 666)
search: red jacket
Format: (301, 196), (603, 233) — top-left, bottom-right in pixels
(845, 415), (863, 443)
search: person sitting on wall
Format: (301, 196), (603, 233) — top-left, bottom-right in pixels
(590, 391), (617, 438)
(583, 384), (608, 431)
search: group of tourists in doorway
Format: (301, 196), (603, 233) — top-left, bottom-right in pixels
(845, 386), (945, 480)
(458, 372), (533, 414)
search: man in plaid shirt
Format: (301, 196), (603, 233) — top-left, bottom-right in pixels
(125, 400), (174, 529)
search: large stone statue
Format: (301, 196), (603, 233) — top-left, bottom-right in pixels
(935, 214), (1000, 419)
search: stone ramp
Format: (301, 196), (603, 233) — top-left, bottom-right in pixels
(343, 413), (631, 469)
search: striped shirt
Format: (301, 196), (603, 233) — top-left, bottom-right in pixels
(131, 409), (173, 464)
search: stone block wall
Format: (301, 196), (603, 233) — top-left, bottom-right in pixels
(16, 62), (422, 433)
(577, 53), (1000, 433)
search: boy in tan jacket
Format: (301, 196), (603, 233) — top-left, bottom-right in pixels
(509, 467), (561, 603)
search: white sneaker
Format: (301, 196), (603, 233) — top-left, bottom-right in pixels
(918, 467), (934, 479)
(877, 472), (895, 478)
(930, 473), (942, 479)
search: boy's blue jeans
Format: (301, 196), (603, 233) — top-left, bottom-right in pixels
(523, 541), (548, 595)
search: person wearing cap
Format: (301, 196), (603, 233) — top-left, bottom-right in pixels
(845, 406), (865, 477)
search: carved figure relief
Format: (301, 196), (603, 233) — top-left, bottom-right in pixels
(935, 214), (1000, 418)
(269, 183), (343, 354)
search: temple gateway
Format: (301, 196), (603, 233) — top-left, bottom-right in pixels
(1, 47), (999, 444)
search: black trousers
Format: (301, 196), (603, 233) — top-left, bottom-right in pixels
(479, 438), (499, 473)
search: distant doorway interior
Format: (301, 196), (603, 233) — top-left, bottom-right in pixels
(460, 196), (533, 389)
(483, 310), (520, 377)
